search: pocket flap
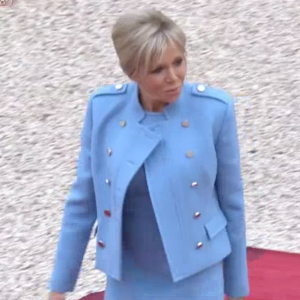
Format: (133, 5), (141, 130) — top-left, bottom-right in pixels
(204, 212), (227, 239)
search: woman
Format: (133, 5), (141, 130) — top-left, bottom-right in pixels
(49, 9), (249, 300)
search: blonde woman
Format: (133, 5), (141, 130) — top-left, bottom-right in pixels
(49, 9), (249, 300)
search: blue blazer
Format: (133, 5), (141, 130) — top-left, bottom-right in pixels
(50, 82), (249, 298)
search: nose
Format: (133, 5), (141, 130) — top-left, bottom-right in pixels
(166, 67), (177, 83)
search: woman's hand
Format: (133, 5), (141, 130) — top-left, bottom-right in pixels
(48, 292), (65, 300)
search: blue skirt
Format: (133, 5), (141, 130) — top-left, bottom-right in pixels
(104, 253), (224, 300)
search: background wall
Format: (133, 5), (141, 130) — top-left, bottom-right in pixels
(0, 1), (299, 299)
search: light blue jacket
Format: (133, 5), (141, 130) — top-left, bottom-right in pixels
(50, 82), (249, 298)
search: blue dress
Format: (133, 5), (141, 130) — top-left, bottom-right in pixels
(104, 111), (225, 300)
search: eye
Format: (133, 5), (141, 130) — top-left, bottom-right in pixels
(174, 57), (183, 66)
(151, 66), (164, 74)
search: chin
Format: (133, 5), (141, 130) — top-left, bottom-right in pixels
(168, 96), (180, 103)
(165, 92), (181, 103)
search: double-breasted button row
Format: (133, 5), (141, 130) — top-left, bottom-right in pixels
(182, 119), (193, 160)
(105, 147), (112, 185)
(194, 210), (202, 249)
(98, 143), (115, 248)
(181, 118), (203, 249)
(98, 209), (112, 248)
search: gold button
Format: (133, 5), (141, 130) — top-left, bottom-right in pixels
(194, 212), (201, 219)
(115, 84), (123, 90)
(107, 148), (112, 156)
(191, 182), (198, 187)
(197, 84), (206, 92)
(196, 242), (203, 249)
(186, 151), (194, 158)
(182, 120), (189, 128)
(120, 120), (126, 127)
(105, 179), (111, 185)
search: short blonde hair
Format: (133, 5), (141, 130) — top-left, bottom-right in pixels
(111, 9), (186, 78)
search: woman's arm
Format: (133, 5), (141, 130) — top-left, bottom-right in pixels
(215, 97), (249, 298)
(49, 95), (97, 293)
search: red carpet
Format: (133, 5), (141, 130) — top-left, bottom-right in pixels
(79, 247), (300, 300)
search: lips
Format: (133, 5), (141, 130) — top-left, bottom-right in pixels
(166, 86), (181, 93)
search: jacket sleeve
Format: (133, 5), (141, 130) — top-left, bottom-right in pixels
(49, 95), (97, 293)
(215, 97), (250, 298)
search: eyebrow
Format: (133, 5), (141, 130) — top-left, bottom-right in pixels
(152, 56), (183, 70)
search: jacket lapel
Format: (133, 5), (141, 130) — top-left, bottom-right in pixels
(113, 124), (162, 220)
(112, 83), (163, 220)
(112, 82), (190, 220)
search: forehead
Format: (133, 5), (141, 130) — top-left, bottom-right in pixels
(135, 40), (185, 77)
(151, 43), (184, 66)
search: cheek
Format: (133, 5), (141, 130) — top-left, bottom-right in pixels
(145, 76), (166, 92)
(178, 65), (187, 79)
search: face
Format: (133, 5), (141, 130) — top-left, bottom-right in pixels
(132, 43), (187, 112)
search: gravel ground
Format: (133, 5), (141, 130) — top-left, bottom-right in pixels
(0, 1), (299, 299)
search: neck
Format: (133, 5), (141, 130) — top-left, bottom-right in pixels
(138, 89), (166, 112)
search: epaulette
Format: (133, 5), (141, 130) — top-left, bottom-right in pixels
(191, 83), (233, 105)
(88, 83), (128, 97)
